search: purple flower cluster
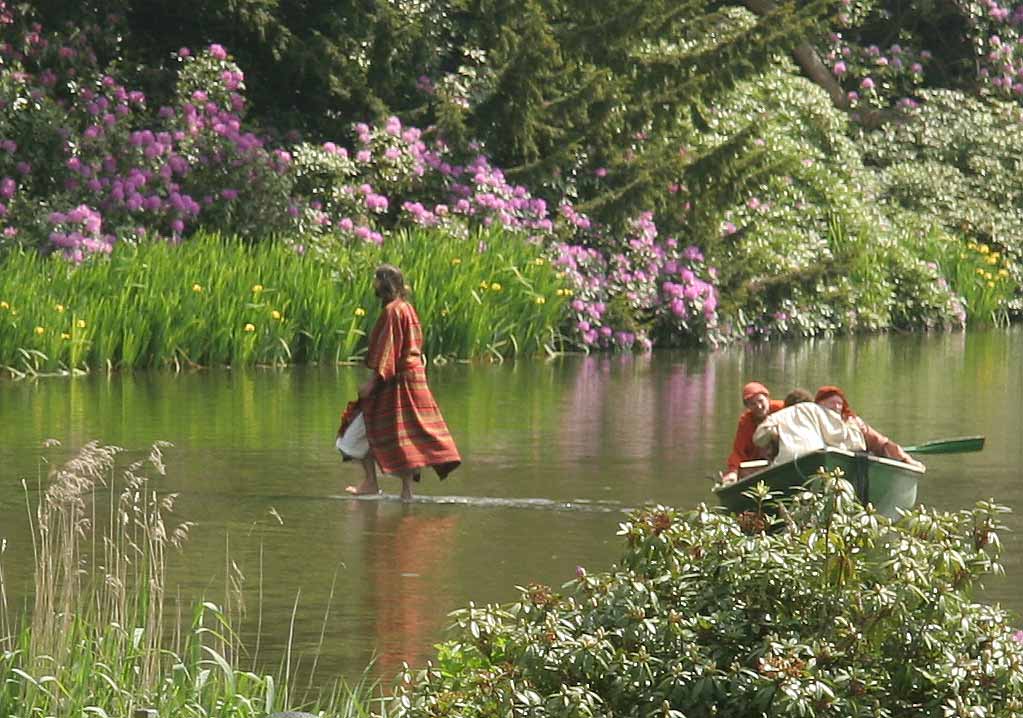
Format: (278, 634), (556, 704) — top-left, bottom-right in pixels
(298, 117), (558, 246)
(824, 36), (930, 110)
(980, 31), (1023, 95)
(48, 205), (114, 260)
(0, 11), (300, 259)
(553, 213), (720, 350)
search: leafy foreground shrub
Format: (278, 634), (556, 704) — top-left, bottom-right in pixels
(0, 441), (376, 716)
(396, 473), (1023, 717)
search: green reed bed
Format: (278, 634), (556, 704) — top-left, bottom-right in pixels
(0, 441), (380, 717)
(918, 228), (1019, 327)
(0, 228), (569, 376)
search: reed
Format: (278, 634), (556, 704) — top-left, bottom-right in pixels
(0, 441), (381, 716)
(919, 228), (1018, 327)
(0, 228), (569, 376)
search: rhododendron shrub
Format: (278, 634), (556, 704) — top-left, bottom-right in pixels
(554, 213), (721, 350)
(0, 11), (298, 256)
(397, 478), (1023, 718)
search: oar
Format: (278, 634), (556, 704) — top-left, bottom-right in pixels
(903, 436), (985, 455)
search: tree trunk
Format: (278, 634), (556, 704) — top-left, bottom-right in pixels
(742, 0), (848, 109)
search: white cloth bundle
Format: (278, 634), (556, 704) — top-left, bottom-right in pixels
(336, 411), (369, 460)
(753, 402), (866, 464)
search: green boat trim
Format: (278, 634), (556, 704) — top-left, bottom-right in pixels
(712, 447), (926, 519)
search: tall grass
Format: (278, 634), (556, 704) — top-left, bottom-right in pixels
(0, 228), (569, 376)
(0, 442), (383, 717)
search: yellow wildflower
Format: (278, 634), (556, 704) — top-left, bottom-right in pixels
(987, 256), (998, 265)
(76, 319), (86, 329)
(441, 308), (449, 317)
(533, 257), (545, 266)
(55, 303), (65, 313)
(490, 282), (502, 292)
(451, 258), (462, 266)
(34, 326), (45, 335)
(61, 332), (71, 340)
(998, 269), (1009, 277)
(271, 309), (282, 320)
(244, 323), (255, 333)
(976, 268), (986, 276)
(479, 280), (489, 290)
(192, 283), (203, 293)
(985, 272), (993, 280)
(987, 281), (995, 288)
(978, 244), (990, 254)
(535, 296), (546, 305)
(355, 307), (366, 317)
(0, 301), (8, 310)
(252, 284), (264, 294)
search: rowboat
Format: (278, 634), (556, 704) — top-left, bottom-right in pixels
(712, 447), (926, 519)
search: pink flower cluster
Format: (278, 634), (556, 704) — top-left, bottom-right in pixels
(0, 11), (300, 253)
(980, 31), (1023, 95)
(48, 204), (114, 261)
(824, 35), (930, 110)
(553, 213), (720, 350)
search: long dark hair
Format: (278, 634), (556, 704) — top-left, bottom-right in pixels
(374, 264), (408, 304)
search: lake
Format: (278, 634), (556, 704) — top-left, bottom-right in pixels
(0, 328), (1020, 689)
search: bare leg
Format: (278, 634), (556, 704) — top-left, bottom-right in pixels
(399, 474), (414, 501)
(345, 453), (380, 495)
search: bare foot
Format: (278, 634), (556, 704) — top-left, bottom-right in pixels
(345, 481), (380, 496)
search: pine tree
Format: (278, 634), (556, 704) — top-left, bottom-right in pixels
(434, 0), (840, 235)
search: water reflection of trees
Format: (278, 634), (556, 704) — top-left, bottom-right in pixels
(559, 353), (719, 473)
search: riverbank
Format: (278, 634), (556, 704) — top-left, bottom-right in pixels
(2, 228), (1021, 377)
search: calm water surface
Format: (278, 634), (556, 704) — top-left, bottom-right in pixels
(0, 329), (1021, 686)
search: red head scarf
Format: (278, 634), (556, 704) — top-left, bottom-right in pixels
(815, 385), (855, 419)
(742, 381), (770, 402)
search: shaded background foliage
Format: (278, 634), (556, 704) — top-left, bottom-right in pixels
(2, 0), (1021, 349)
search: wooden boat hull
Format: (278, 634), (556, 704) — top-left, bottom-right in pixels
(712, 448), (925, 519)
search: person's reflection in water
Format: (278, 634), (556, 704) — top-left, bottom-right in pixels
(350, 500), (459, 678)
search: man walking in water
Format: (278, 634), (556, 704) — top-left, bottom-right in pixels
(343, 264), (461, 500)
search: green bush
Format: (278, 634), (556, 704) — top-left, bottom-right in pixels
(395, 472), (1023, 717)
(863, 90), (1023, 316)
(689, 69), (968, 337)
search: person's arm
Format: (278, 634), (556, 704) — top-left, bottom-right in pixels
(721, 414), (753, 483)
(862, 420), (924, 469)
(362, 303), (405, 397)
(753, 414), (779, 447)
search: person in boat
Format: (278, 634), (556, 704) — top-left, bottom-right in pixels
(753, 389), (867, 465)
(813, 385), (925, 470)
(720, 381), (784, 485)
(343, 264), (462, 500)
(783, 387), (814, 406)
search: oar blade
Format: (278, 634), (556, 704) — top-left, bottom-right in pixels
(904, 436), (985, 455)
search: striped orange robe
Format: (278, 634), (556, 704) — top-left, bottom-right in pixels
(362, 299), (461, 478)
